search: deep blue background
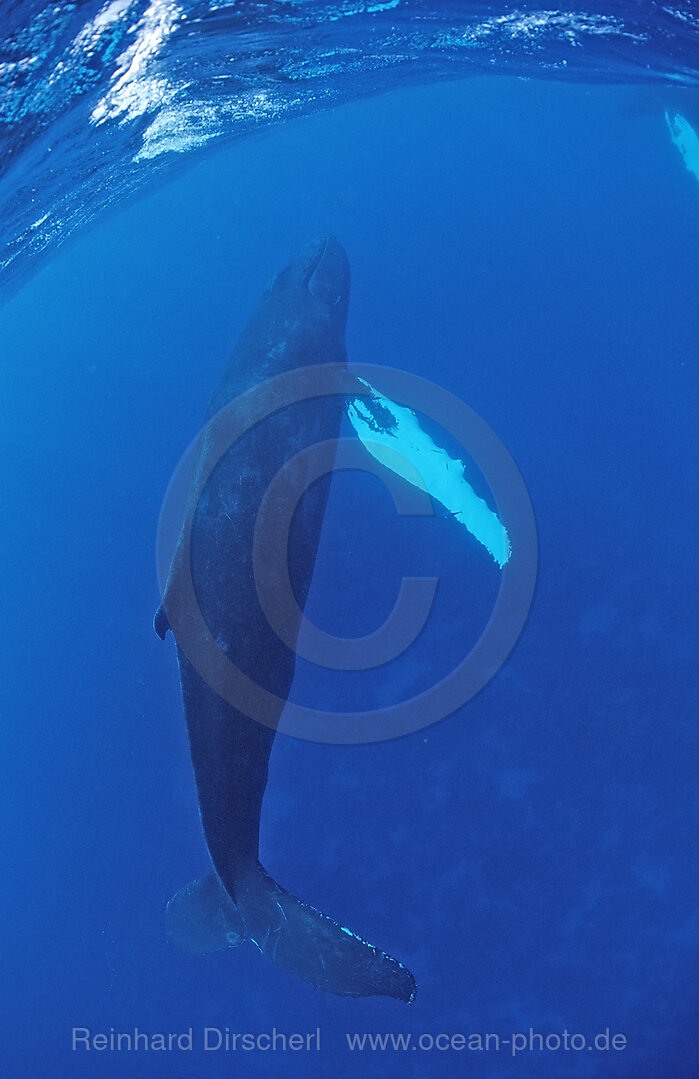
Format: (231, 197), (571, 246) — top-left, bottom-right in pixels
(1, 77), (698, 1077)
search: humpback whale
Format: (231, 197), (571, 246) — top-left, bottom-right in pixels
(156, 237), (415, 1003)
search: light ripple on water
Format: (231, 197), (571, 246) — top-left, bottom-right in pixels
(1, 0), (698, 294)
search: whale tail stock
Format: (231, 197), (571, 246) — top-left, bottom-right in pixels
(165, 865), (416, 1003)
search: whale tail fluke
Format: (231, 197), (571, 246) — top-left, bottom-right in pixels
(165, 873), (245, 955)
(166, 866), (416, 1003)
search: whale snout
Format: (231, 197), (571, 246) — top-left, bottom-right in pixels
(306, 235), (350, 310)
(270, 235), (350, 319)
(262, 235), (350, 337)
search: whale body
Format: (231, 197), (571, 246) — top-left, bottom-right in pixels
(156, 237), (415, 1003)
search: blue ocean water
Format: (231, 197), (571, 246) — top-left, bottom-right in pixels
(1, 6), (699, 1079)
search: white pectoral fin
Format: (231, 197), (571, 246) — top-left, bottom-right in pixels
(347, 380), (511, 568)
(666, 110), (699, 182)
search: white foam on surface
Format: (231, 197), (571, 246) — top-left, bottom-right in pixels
(91, 0), (183, 125)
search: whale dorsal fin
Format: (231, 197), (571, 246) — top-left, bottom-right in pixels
(154, 604), (170, 640)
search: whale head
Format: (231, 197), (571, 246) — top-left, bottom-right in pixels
(203, 237), (350, 416)
(266, 234), (350, 335)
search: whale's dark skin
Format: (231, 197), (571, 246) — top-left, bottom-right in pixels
(156, 238), (415, 1003)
